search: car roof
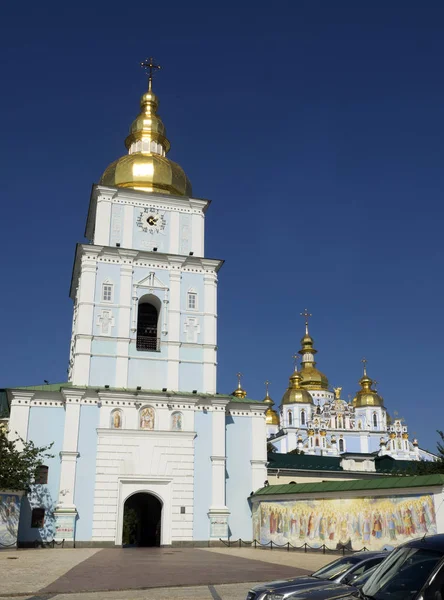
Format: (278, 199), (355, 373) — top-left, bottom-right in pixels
(403, 534), (444, 552)
(352, 551), (387, 558)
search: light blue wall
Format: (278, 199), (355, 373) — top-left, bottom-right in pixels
(74, 405), (99, 541)
(193, 411), (212, 539)
(18, 407), (65, 543)
(343, 435), (362, 453)
(179, 213), (191, 254)
(132, 211), (170, 253)
(89, 356), (116, 387)
(110, 203), (123, 247)
(91, 339), (117, 356)
(225, 415), (253, 540)
(368, 434), (382, 453)
(128, 357), (168, 390)
(94, 264), (121, 305)
(179, 363), (202, 394)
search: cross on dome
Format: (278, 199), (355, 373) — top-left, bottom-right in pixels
(140, 57), (161, 91)
(300, 308), (312, 335)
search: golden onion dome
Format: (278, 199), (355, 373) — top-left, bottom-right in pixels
(298, 332), (329, 391)
(263, 390), (279, 426)
(282, 369), (314, 405)
(232, 373), (247, 399)
(352, 365), (384, 408)
(100, 88), (192, 196)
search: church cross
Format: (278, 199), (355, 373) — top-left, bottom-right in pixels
(140, 57), (161, 91)
(236, 372), (243, 389)
(361, 357), (368, 376)
(292, 354), (299, 371)
(264, 380), (270, 395)
(300, 308), (312, 335)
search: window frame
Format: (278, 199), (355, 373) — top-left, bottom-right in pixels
(36, 465), (48, 485)
(187, 291), (197, 311)
(102, 282), (114, 303)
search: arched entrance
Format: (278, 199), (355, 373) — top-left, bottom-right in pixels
(122, 492), (162, 547)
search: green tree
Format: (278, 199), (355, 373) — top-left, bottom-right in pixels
(0, 428), (53, 491)
(288, 447), (304, 455)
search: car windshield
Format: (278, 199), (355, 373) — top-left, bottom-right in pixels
(312, 556), (362, 580)
(362, 546), (443, 600)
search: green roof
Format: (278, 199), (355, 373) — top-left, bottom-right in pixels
(254, 473), (444, 496)
(7, 383), (262, 403)
(267, 453), (419, 474)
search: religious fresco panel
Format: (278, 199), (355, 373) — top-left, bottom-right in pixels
(0, 493), (21, 547)
(253, 494), (437, 551)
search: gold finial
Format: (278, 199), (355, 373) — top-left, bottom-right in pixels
(373, 380), (378, 391)
(265, 380), (270, 396)
(300, 309), (312, 335)
(292, 354), (300, 371)
(232, 372), (247, 399)
(361, 357), (368, 376)
(140, 57), (161, 92)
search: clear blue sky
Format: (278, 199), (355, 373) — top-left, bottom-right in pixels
(1, 1), (443, 451)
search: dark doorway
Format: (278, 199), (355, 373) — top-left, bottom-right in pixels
(122, 493), (162, 547)
(136, 303), (159, 351)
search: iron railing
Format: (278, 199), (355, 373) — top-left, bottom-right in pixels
(136, 335), (160, 351)
(219, 538), (369, 555)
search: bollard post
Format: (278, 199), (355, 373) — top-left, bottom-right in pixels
(322, 544), (326, 554)
(239, 538), (242, 548)
(287, 542), (290, 552)
(270, 540), (273, 550)
(254, 539), (257, 548)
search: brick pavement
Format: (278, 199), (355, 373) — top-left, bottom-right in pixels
(40, 548), (310, 595)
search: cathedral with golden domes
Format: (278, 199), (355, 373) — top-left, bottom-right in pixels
(255, 311), (432, 462)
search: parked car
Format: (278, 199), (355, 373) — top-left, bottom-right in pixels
(289, 534), (444, 600)
(246, 551), (387, 600)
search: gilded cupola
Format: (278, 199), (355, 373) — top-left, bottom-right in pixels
(232, 372), (247, 399)
(297, 309), (329, 391)
(281, 360), (314, 405)
(353, 358), (384, 408)
(263, 381), (279, 425)
(100, 59), (192, 196)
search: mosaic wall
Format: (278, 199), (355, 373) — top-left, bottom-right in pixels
(0, 493), (21, 547)
(253, 494), (437, 551)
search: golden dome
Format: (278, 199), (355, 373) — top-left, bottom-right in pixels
(100, 89), (192, 196)
(263, 391), (280, 426)
(282, 369), (314, 405)
(232, 373), (247, 399)
(298, 333), (329, 390)
(353, 367), (384, 408)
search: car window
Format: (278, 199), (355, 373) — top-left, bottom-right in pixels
(363, 547), (443, 600)
(343, 559), (383, 584)
(312, 557), (362, 580)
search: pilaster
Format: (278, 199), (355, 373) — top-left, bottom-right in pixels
(55, 389), (84, 542)
(166, 267), (181, 390)
(7, 391), (34, 450)
(208, 400), (230, 539)
(251, 405), (267, 493)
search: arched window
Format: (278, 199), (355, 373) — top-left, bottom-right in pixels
(171, 411), (183, 431)
(300, 410), (306, 425)
(137, 297), (160, 351)
(373, 413), (378, 428)
(315, 437), (320, 447)
(288, 411), (293, 426)
(139, 406), (155, 430)
(339, 438), (345, 452)
(111, 409), (122, 429)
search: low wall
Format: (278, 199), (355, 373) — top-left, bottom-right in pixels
(0, 490), (23, 548)
(252, 489), (442, 552)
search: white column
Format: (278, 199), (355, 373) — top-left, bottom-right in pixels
(209, 400), (230, 538)
(166, 267), (181, 390)
(122, 204), (134, 248)
(203, 272), (217, 394)
(72, 250), (98, 386)
(169, 210), (180, 254)
(191, 212), (204, 256)
(55, 390), (84, 542)
(94, 196), (112, 246)
(115, 263), (133, 387)
(251, 407), (267, 493)
(7, 391), (34, 450)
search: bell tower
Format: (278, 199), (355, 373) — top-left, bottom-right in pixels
(68, 61), (223, 393)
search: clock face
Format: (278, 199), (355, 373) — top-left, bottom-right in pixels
(136, 207), (166, 234)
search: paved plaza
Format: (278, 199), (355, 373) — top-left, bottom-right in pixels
(0, 547), (335, 600)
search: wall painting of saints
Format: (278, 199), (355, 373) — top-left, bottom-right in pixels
(140, 407), (155, 430)
(111, 410), (122, 429)
(171, 412), (183, 431)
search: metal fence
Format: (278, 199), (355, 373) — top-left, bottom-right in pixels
(1, 539), (65, 549)
(219, 538), (369, 555)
